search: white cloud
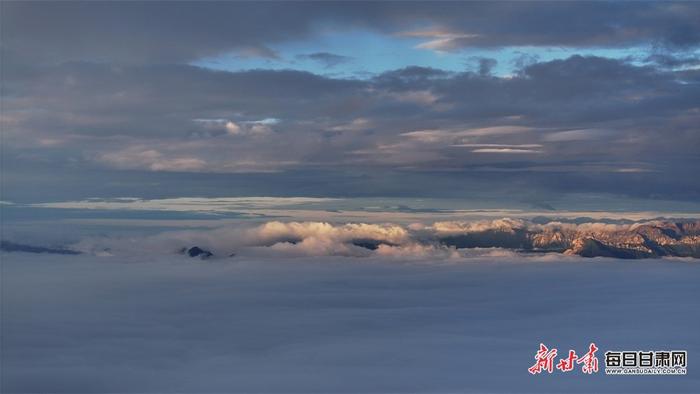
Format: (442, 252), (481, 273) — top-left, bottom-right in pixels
(98, 148), (207, 172)
(192, 118), (275, 136)
(148, 157), (207, 171)
(428, 218), (527, 235)
(330, 118), (371, 132)
(471, 148), (542, 154)
(452, 144), (543, 149)
(400, 129), (453, 143)
(32, 197), (338, 213)
(245, 118), (280, 125)
(457, 126), (535, 137)
(225, 121), (242, 135)
(543, 128), (610, 142)
(29, 197), (700, 225)
(615, 167), (655, 173)
(401, 126), (535, 144)
(374, 243), (460, 259)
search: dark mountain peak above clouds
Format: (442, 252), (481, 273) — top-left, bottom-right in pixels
(181, 246), (214, 259)
(563, 238), (654, 259)
(351, 239), (396, 251)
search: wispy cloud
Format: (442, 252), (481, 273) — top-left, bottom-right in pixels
(32, 197), (339, 213)
(401, 126), (535, 143)
(471, 148), (543, 154)
(452, 144), (543, 149)
(398, 29), (480, 52)
(543, 129), (611, 142)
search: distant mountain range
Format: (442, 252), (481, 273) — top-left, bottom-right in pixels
(3, 220), (699, 260)
(440, 220), (700, 259)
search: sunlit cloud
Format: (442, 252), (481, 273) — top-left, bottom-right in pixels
(543, 129), (611, 142)
(452, 143), (543, 149)
(398, 29), (480, 52)
(98, 148), (207, 172)
(471, 148), (543, 154)
(401, 126), (535, 143)
(330, 118), (372, 132)
(32, 197), (339, 212)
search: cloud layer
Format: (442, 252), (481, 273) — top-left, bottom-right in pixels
(3, 253), (699, 392)
(2, 3), (699, 203)
(3, 57), (699, 195)
(5, 2), (699, 64)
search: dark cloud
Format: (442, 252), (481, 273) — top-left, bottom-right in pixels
(511, 52), (540, 69)
(1, 2), (699, 203)
(2, 2), (325, 64)
(297, 52), (353, 68)
(416, 2), (700, 50)
(4, 2), (699, 65)
(645, 52), (700, 68)
(466, 57), (498, 76)
(2, 55), (699, 200)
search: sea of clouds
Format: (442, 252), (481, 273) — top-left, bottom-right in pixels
(3, 210), (699, 392)
(2, 252), (699, 393)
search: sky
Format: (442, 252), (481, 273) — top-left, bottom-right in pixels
(2, 1), (700, 209)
